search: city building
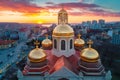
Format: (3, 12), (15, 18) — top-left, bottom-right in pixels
(19, 27), (30, 41)
(99, 19), (105, 26)
(17, 8), (111, 80)
(91, 20), (102, 29)
(111, 32), (120, 45)
(0, 40), (17, 49)
(81, 21), (91, 28)
(107, 29), (113, 37)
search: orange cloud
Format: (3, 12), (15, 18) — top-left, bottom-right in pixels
(0, 1), (120, 23)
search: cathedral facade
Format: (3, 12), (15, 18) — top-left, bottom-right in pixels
(17, 8), (111, 80)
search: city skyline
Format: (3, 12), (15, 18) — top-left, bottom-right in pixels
(0, 0), (120, 24)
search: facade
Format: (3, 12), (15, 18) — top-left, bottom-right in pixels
(17, 8), (111, 80)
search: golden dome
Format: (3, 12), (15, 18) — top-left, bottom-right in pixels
(42, 35), (52, 48)
(53, 24), (74, 36)
(74, 34), (85, 48)
(28, 41), (46, 63)
(80, 40), (99, 62)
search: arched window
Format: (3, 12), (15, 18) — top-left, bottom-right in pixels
(61, 40), (65, 50)
(70, 39), (73, 49)
(54, 39), (57, 49)
(59, 13), (62, 17)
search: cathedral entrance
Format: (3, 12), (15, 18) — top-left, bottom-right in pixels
(58, 78), (69, 80)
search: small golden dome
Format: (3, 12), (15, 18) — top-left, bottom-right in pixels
(80, 40), (99, 62)
(42, 35), (52, 48)
(74, 34), (85, 48)
(53, 24), (74, 36)
(28, 41), (46, 63)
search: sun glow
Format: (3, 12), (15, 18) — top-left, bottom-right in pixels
(0, 9), (120, 23)
(37, 20), (43, 24)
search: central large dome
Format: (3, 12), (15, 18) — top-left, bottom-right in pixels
(53, 24), (74, 36)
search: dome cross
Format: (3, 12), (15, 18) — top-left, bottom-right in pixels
(78, 34), (81, 39)
(87, 40), (93, 48)
(45, 34), (48, 39)
(34, 40), (40, 48)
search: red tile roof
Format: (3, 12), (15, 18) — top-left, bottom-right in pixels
(19, 28), (27, 32)
(0, 40), (15, 45)
(23, 50), (81, 76)
(49, 56), (78, 74)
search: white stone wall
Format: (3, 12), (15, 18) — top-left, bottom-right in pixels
(52, 36), (75, 57)
(18, 76), (44, 80)
(18, 76), (106, 80)
(83, 76), (105, 80)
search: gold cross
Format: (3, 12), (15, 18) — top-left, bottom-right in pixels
(34, 40), (40, 48)
(78, 34), (81, 39)
(87, 40), (93, 48)
(45, 34), (48, 39)
(61, 4), (64, 10)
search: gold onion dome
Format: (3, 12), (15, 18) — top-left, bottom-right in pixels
(80, 40), (99, 62)
(74, 34), (85, 48)
(28, 40), (46, 63)
(53, 24), (74, 36)
(42, 34), (52, 48)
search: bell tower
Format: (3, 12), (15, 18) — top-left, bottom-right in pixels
(52, 8), (75, 57)
(58, 7), (68, 24)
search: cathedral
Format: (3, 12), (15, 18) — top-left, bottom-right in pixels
(17, 8), (111, 80)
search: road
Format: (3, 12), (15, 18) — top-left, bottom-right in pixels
(0, 41), (26, 76)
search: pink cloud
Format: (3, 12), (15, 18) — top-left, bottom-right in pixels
(0, 0), (43, 13)
(0, 0), (120, 17)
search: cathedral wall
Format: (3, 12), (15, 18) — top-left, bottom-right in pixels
(18, 76), (106, 80)
(19, 76), (44, 80)
(52, 36), (75, 57)
(19, 76), (85, 80)
(83, 76), (105, 80)
(46, 77), (81, 80)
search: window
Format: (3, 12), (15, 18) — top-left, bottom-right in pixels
(61, 40), (65, 50)
(70, 39), (73, 49)
(54, 39), (57, 49)
(59, 13), (62, 17)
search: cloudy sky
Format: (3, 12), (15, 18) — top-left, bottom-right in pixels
(0, 0), (120, 23)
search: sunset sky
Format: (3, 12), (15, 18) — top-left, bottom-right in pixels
(0, 0), (120, 24)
